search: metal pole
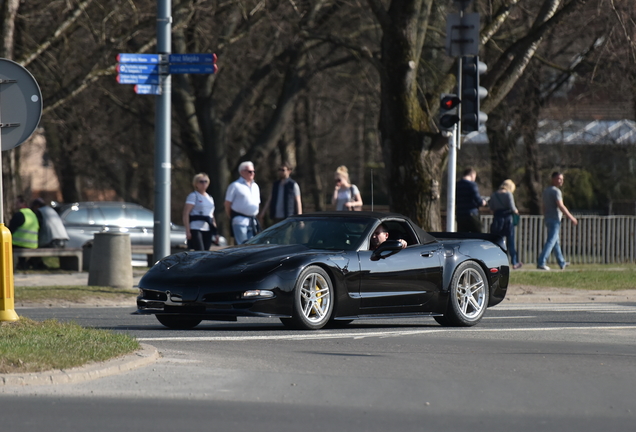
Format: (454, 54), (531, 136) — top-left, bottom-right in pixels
(446, 53), (464, 233)
(446, 124), (457, 232)
(153, 0), (172, 261)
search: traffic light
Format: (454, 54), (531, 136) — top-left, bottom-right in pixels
(461, 56), (488, 133)
(439, 94), (461, 132)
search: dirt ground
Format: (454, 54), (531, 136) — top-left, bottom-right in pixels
(504, 285), (636, 304)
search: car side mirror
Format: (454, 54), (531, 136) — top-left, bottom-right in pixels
(371, 240), (403, 261)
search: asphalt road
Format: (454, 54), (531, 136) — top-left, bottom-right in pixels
(3, 303), (636, 431)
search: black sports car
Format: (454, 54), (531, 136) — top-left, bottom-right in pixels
(135, 212), (509, 330)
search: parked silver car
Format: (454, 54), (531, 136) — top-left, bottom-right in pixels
(57, 201), (187, 254)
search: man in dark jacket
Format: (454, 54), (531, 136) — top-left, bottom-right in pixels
(259, 163), (302, 225)
(455, 168), (486, 233)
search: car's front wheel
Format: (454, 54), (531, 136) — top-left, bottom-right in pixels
(281, 266), (334, 330)
(435, 261), (489, 327)
(156, 315), (202, 329)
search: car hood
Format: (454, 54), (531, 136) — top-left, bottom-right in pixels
(139, 244), (323, 287)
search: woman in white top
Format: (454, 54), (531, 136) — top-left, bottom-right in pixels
(332, 165), (363, 211)
(183, 173), (217, 250)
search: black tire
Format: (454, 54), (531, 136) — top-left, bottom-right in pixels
(286, 266), (334, 330)
(156, 315), (202, 329)
(435, 261), (489, 327)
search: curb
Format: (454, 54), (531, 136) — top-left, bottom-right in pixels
(0, 343), (159, 386)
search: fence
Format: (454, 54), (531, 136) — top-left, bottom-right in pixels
(480, 215), (636, 265)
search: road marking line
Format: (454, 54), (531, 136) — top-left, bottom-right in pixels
(138, 325), (636, 342)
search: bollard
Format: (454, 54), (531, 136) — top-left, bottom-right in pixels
(87, 232), (133, 289)
(0, 223), (19, 322)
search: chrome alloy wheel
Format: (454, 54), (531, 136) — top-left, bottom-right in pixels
(454, 266), (486, 319)
(299, 271), (332, 324)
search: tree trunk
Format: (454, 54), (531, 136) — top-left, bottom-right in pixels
(520, 67), (543, 214)
(376, 2), (444, 230)
(487, 101), (518, 189)
(304, 96), (325, 212)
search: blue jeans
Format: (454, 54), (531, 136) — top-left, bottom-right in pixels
(508, 228), (519, 266)
(232, 224), (255, 245)
(537, 218), (565, 267)
(490, 213), (518, 266)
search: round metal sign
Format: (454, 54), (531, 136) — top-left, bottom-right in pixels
(0, 58), (43, 150)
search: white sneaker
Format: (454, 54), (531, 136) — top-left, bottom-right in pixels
(537, 265), (551, 270)
(560, 262), (570, 270)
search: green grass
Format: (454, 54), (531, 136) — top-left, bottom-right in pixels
(0, 318), (139, 374)
(14, 285), (138, 304)
(510, 264), (636, 290)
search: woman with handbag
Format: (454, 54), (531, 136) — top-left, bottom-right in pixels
(183, 172), (218, 250)
(332, 165), (363, 211)
(489, 179), (522, 269)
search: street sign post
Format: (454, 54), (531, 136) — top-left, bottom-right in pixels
(116, 51), (217, 87)
(117, 64), (162, 74)
(0, 58), (42, 322)
(116, 74), (161, 85)
(445, 13), (480, 57)
(0, 59), (43, 151)
(116, 43), (218, 261)
(117, 53), (162, 64)
(169, 53), (216, 64)
(134, 84), (162, 95)
(169, 64), (217, 74)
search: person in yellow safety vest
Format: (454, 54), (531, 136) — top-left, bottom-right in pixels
(8, 195), (40, 269)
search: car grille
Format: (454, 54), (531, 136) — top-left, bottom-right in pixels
(201, 292), (243, 302)
(141, 290), (168, 301)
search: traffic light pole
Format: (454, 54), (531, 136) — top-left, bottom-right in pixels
(446, 57), (463, 232)
(446, 123), (458, 232)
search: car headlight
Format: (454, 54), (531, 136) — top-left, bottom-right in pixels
(242, 290), (274, 298)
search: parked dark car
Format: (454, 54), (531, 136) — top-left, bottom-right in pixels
(135, 212), (510, 330)
(57, 201), (187, 253)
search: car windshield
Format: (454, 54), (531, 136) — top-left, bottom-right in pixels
(246, 217), (371, 251)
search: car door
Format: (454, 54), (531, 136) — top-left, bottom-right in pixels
(357, 221), (443, 312)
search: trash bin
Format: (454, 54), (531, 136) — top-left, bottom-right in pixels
(82, 240), (93, 271)
(87, 232), (133, 289)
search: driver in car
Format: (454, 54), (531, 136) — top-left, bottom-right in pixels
(370, 224), (407, 251)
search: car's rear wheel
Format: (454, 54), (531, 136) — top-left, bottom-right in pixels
(281, 266), (334, 330)
(156, 315), (202, 329)
(435, 261), (489, 327)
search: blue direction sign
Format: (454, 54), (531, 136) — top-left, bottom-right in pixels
(169, 53), (216, 64)
(117, 53), (163, 64)
(117, 64), (161, 74)
(117, 74), (160, 85)
(134, 84), (161, 95)
(169, 64), (217, 74)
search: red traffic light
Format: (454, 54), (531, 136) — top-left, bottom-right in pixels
(441, 95), (461, 110)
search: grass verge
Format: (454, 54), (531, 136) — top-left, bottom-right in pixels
(510, 264), (636, 290)
(14, 285), (138, 304)
(0, 318), (139, 374)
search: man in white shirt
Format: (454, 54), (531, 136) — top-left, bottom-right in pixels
(225, 161), (261, 244)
